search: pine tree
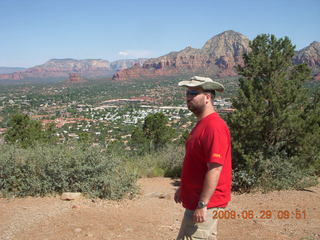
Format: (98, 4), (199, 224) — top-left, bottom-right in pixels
(131, 112), (175, 153)
(5, 113), (57, 148)
(227, 34), (320, 190)
(143, 112), (175, 150)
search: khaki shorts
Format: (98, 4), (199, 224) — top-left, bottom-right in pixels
(176, 208), (218, 240)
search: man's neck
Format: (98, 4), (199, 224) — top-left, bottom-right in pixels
(196, 106), (215, 121)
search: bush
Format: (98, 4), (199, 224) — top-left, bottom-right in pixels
(130, 112), (176, 153)
(158, 145), (185, 177)
(232, 151), (318, 193)
(232, 169), (257, 193)
(256, 154), (317, 192)
(128, 144), (184, 178)
(4, 113), (57, 148)
(0, 143), (138, 199)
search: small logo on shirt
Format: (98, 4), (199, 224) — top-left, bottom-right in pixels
(213, 153), (221, 158)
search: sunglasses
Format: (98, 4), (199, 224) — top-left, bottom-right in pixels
(186, 90), (204, 97)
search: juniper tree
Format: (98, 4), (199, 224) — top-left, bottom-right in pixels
(5, 113), (57, 148)
(227, 34), (320, 190)
(131, 112), (175, 153)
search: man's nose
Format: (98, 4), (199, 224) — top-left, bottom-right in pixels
(186, 95), (194, 101)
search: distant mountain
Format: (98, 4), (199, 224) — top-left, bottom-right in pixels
(293, 41), (320, 73)
(0, 67), (25, 74)
(0, 58), (147, 81)
(1, 31), (319, 82)
(113, 31), (320, 81)
(113, 30), (250, 80)
(110, 58), (147, 71)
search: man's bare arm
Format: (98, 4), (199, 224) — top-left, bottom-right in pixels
(193, 162), (222, 223)
(199, 162), (223, 203)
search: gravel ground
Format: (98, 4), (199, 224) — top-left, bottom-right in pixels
(0, 177), (319, 240)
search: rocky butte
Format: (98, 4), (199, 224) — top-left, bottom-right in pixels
(293, 41), (320, 80)
(0, 58), (146, 81)
(1, 30), (319, 82)
(113, 30), (320, 81)
(113, 30), (250, 80)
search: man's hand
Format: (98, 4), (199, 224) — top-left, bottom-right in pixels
(174, 187), (182, 203)
(193, 207), (207, 223)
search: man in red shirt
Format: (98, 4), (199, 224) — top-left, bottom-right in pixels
(175, 76), (232, 240)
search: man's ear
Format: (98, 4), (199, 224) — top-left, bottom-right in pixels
(205, 93), (211, 103)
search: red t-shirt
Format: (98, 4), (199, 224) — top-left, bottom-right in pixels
(180, 112), (232, 210)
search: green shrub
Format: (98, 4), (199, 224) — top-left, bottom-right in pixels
(232, 151), (318, 192)
(256, 154), (318, 192)
(232, 169), (257, 193)
(146, 166), (166, 178)
(128, 144), (184, 178)
(158, 144), (184, 177)
(4, 113), (57, 148)
(0, 143), (138, 199)
(130, 112), (176, 153)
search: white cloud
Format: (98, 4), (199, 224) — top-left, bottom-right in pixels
(117, 50), (154, 58)
(118, 51), (129, 56)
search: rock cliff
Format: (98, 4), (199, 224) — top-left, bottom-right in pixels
(113, 30), (250, 80)
(1, 31), (319, 81)
(293, 41), (320, 75)
(113, 32), (320, 81)
(0, 58), (146, 81)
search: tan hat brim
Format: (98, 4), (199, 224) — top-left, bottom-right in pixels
(202, 82), (225, 92)
(178, 80), (224, 92)
(178, 80), (204, 87)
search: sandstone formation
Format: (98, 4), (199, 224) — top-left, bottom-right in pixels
(293, 41), (320, 76)
(0, 58), (146, 81)
(113, 30), (250, 80)
(0, 59), (111, 80)
(110, 58), (146, 71)
(113, 32), (320, 81)
(1, 31), (319, 82)
(67, 73), (85, 83)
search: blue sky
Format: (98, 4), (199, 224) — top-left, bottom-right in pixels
(1, 0), (319, 67)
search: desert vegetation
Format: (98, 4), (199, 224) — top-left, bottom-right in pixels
(0, 34), (319, 199)
(227, 34), (320, 192)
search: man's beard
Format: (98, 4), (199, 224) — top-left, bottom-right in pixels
(187, 101), (205, 116)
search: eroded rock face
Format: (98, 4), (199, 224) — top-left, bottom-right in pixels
(0, 59), (112, 80)
(0, 59), (147, 81)
(67, 73), (85, 83)
(293, 41), (320, 79)
(1, 32), (319, 82)
(293, 42), (320, 67)
(113, 33), (320, 81)
(113, 30), (250, 80)
(110, 58), (146, 71)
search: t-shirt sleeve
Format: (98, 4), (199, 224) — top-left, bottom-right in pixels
(202, 124), (230, 165)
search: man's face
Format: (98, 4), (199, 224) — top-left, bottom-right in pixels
(185, 87), (210, 115)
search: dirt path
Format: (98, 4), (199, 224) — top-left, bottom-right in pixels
(0, 177), (319, 240)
